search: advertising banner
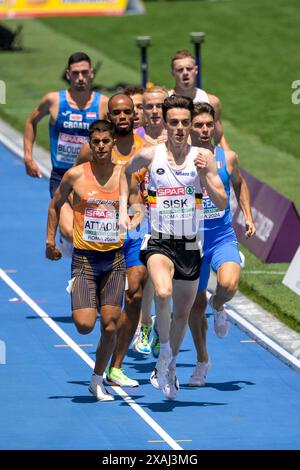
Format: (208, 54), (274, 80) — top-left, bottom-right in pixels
(232, 168), (300, 263)
(283, 245), (300, 296)
(0, 0), (128, 18)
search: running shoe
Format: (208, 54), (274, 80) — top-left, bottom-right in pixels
(188, 359), (211, 387)
(163, 367), (179, 401)
(209, 295), (229, 338)
(132, 322), (152, 354)
(89, 375), (114, 401)
(151, 319), (160, 359)
(105, 367), (139, 387)
(150, 352), (172, 389)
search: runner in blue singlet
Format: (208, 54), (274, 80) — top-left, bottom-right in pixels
(188, 102), (256, 387)
(24, 52), (108, 244)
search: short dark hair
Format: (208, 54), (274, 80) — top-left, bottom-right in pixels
(162, 94), (194, 121)
(68, 52), (91, 69)
(88, 120), (115, 140)
(192, 102), (215, 120)
(123, 85), (145, 96)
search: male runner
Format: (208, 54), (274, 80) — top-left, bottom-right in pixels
(124, 85), (145, 137)
(170, 50), (230, 150)
(24, 52), (108, 243)
(121, 95), (228, 400)
(46, 120), (133, 401)
(76, 94), (147, 387)
(188, 102), (256, 386)
(132, 86), (169, 355)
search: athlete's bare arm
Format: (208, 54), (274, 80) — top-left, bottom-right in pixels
(128, 178), (145, 231)
(24, 92), (58, 178)
(119, 168), (145, 235)
(207, 93), (230, 150)
(227, 150), (256, 238)
(75, 141), (92, 166)
(46, 166), (82, 260)
(194, 148), (228, 210)
(99, 95), (109, 118)
(125, 145), (155, 176)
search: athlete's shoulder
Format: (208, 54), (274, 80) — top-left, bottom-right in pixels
(68, 162), (86, 177)
(206, 92), (220, 106)
(40, 91), (59, 105)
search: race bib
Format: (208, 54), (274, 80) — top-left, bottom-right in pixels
(157, 186), (195, 221)
(56, 133), (87, 164)
(202, 187), (225, 220)
(83, 208), (120, 243)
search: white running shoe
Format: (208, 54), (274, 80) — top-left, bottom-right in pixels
(163, 367), (179, 400)
(209, 295), (229, 338)
(150, 353), (172, 389)
(188, 359), (211, 387)
(89, 375), (114, 401)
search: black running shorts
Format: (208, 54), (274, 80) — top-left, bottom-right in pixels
(139, 233), (202, 281)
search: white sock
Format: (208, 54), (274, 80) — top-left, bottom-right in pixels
(160, 341), (172, 358)
(169, 356), (177, 369)
(92, 373), (103, 382)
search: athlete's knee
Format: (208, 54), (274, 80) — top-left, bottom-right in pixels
(155, 284), (172, 302)
(219, 278), (239, 296)
(101, 321), (118, 340)
(74, 319), (94, 335)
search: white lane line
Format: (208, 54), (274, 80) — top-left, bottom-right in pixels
(0, 131), (50, 178)
(226, 305), (300, 371)
(0, 268), (182, 451)
(207, 291), (300, 371)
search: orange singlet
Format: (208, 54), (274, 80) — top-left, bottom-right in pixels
(111, 134), (144, 166)
(73, 162), (122, 252)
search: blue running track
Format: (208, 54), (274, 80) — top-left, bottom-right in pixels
(1, 142), (300, 450)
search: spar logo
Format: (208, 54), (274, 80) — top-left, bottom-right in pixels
(60, 133), (86, 144)
(85, 209), (115, 219)
(157, 187), (185, 197)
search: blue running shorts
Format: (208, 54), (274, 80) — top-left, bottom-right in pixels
(198, 230), (241, 292)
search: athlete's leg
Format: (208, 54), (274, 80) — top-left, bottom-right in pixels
(147, 253), (174, 344)
(170, 278), (199, 358)
(213, 262), (241, 311)
(210, 236), (241, 338)
(147, 253), (174, 389)
(140, 275), (154, 326)
(188, 259), (210, 363)
(110, 264), (147, 368)
(189, 290), (209, 363)
(95, 305), (122, 375)
(72, 307), (97, 335)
